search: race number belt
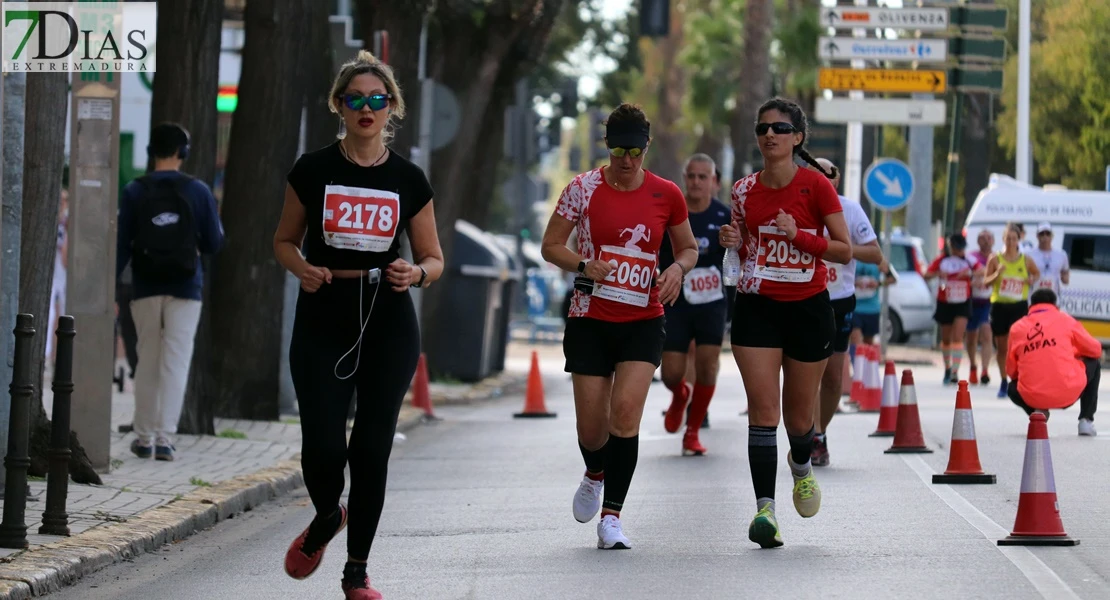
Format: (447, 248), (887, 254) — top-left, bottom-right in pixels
(683, 266), (724, 305)
(755, 226), (816, 283)
(322, 185), (400, 252)
(594, 245), (657, 307)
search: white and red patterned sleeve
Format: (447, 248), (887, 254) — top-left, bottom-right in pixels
(555, 175), (582, 222)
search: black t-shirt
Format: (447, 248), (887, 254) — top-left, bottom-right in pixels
(659, 197), (732, 309)
(286, 142), (434, 271)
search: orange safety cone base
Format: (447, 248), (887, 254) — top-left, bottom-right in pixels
(884, 446), (933, 454)
(868, 430), (895, 438)
(998, 535), (1079, 546)
(513, 411), (557, 418)
(932, 473), (996, 484)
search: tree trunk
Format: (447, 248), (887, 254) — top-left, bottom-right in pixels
(646, 0), (686, 186)
(305, 0), (339, 152)
(729, 0), (772, 176)
(148, 0), (223, 435)
(1, 73), (27, 491)
(694, 130), (724, 166)
(20, 72), (100, 485)
(354, 0), (432, 159)
(209, 0), (312, 420)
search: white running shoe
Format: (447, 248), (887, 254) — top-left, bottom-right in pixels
(572, 475), (603, 523)
(596, 514), (631, 549)
(1079, 419), (1097, 437)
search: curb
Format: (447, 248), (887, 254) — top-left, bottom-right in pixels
(0, 459), (304, 599)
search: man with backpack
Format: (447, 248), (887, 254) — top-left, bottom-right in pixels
(116, 122), (224, 461)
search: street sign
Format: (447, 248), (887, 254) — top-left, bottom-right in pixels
(818, 37), (947, 62)
(819, 7), (949, 31)
(951, 67), (1004, 93)
(864, 159), (915, 211)
(431, 81), (461, 150)
(818, 67), (947, 94)
(949, 37), (1007, 62)
(816, 98), (946, 126)
(1105, 166), (1109, 192)
(952, 6), (1009, 30)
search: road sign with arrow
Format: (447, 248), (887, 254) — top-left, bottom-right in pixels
(864, 159), (915, 212)
(819, 7), (950, 31)
(818, 67), (947, 94)
(818, 37), (948, 62)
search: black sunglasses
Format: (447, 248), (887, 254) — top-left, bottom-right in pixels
(340, 92), (392, 111)
(754, 122), (797, 136)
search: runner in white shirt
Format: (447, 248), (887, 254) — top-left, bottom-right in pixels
(1031, 222), (1070, 294)
(809, 159), (887, 467)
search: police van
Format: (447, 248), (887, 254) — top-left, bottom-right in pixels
(963, 174), (1110, 347)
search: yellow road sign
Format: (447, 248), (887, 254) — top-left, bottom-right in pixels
(818, 68), (947, 94)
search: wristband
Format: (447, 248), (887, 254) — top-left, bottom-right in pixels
(792, 229), (829, 257)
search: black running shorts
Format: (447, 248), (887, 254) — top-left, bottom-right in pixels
(830, 295), (856, 353)
(730, 290), (836, 363)
(563, 316), (666, 377)
(990, 301), (1029, 337)
(662, 301), (728, 352)
(934, 300), (972, 326)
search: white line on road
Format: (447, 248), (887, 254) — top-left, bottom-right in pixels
(902, 455), (1080, 600)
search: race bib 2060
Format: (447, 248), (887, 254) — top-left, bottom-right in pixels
(755, 226), (816, 283)
(322, 185), (400, 252)
(595, 245), (657, 307)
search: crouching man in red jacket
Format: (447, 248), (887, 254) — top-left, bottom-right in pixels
(1006, 288), (1100, 436)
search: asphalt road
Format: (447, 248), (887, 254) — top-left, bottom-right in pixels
(45, 350), (1110, 599)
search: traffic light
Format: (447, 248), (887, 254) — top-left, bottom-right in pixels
(589, 108), (608, 162)
(559, 79), (579, 119)
(640, 0), (670, 37)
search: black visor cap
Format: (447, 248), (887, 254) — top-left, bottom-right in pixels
(606, 120), (650, 149)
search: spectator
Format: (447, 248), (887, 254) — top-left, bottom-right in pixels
(116, 122), (225, 461)
(46, 188), (68, 368)
(1006, 288), (1099, 436)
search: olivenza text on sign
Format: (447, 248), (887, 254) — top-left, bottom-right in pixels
(2, 2), (157, 73)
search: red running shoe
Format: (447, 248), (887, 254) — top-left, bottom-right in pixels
(284, 504), (348, 579)
(664, 384), (690, 433)
(682, 429), (706, 456)
(343, 576), (384, 599)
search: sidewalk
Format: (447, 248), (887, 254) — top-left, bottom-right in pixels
(0, 357), (528, 599)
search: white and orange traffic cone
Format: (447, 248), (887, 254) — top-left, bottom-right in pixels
(859, 346), (882, 412)
(998, 412), (1079, 546)
(869, 361), (900, 437)
(884, 369), (933, 454)
(933, 381), (995, 484)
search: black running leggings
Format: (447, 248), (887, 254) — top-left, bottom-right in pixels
(289, 276), (421, 561)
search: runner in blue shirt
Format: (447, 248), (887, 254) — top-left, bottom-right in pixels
(659, 154), (732, 455)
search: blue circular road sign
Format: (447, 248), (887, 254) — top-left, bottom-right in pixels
(863, 158), (915, 211)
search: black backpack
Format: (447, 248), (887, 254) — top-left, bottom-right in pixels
(130, 175), (198, 283)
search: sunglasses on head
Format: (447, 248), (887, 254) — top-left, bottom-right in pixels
(609, 147), (644, 158)
(754, 122), (797, 136)
(341, 92), (392, 112)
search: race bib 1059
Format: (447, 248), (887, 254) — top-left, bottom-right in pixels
(683, 266), (724, 305)
(755, 226), (816, 283)
(322, 185), (400, 252)
(594, 245), (657, 307)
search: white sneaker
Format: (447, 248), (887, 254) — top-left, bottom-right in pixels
(1079, 419), (1097, 436)
(596, 514), (631, 549)
(572, 475), (603, 523)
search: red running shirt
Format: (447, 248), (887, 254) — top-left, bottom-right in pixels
(730, 167), (843, 302)
(556, 168), (688, 323)
(927, 254), (976, 304)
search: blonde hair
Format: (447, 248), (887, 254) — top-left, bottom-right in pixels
(328, 50), (406, 142)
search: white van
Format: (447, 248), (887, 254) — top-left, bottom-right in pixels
(963, 174), (1110, 346)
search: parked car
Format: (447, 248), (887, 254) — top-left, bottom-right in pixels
(883, 233), (936, 344)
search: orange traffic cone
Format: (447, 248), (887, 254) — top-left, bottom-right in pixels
(998, 412), (1079, 546)
(933, 381), (995, 484)
(869, 361), (900, 437)
(411, 353), (438, 420)
(884, 369), (933, 454)
(514, 351), (557, 419)
(858, 346), (882, 412)
(849, 346), (867, 406)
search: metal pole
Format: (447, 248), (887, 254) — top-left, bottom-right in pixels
(943, 94), (964, 235)
(514, 80), (530, 311)
(906, 93), (935, 248)
(842, 0), (870, 204)
(41, 316), (75, 536)
(880, 211), (892, 360)
(1016, 0), (1031, 183)
(0, 314), (35, 548)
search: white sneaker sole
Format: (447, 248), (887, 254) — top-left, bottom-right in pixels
(597, 538), (631, 549)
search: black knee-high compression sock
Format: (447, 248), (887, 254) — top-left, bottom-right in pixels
(749, 425), (778, 510)
(579, 440), (606, 480)
(788, 425), (815, 475)
(601, 434), (639, 515)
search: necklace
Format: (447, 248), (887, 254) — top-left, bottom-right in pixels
(605, 166), (641, 191)
(340, 140), (388, 167)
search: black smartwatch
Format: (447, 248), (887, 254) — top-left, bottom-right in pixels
(577, 260), (587, 274)
(412, 265), (428, 288)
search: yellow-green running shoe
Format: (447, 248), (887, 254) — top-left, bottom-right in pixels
(789, 452), (822, 518)
(747, 506), (783, 548)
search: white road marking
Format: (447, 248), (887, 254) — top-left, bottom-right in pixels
(903, 455), (1080, 600)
